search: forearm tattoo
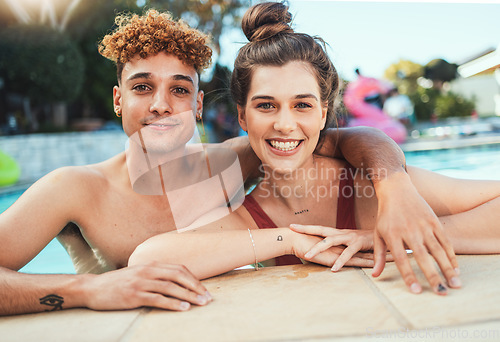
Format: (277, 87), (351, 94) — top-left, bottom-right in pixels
(39, 294), (64, 311)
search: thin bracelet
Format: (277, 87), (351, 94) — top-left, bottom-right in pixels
(247, 228), (259, 271)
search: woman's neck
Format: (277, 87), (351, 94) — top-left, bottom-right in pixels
(258, 155), (322, 209)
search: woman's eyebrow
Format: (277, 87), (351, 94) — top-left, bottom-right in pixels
(295, 93), (318, 101)
(250, 95), (274, 101)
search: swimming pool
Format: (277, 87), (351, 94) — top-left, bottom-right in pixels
(1, 143), (499, 274)
(0, 190), (75, 274)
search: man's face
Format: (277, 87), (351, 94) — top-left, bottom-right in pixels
(114, 52), (203, 154)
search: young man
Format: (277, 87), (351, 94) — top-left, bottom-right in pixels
(0, 10), (456, 316)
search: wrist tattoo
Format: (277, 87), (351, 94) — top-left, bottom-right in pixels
(277, 235), (283, 241)
(294, 209), (309, 215)
(39, 294), (64, 311)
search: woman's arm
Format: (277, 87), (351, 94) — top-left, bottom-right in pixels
(128, 208), (380, 280)
(129, 227), (290, 280)
(408, 166), (500, 254)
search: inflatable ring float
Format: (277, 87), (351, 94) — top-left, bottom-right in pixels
(0, 150), (20, 187)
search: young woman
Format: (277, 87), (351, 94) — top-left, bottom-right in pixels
(128, 2), (500, 296)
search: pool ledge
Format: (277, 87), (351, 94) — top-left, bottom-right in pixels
(1, 254), (499, 341)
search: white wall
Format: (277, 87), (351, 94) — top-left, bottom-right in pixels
(450, 74), (499, 116)
(0, 131), (128, 184)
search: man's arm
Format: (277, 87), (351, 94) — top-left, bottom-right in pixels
(314, 126), (459, 295)
(0, 168), (210, 315)
(315, 127), (406, 177)
(0, 264), (210, 315)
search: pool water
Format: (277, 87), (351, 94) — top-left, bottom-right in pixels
(1, 143), (499, 274)
(405, 144), (500, 180)
(0, 191), (75, 274)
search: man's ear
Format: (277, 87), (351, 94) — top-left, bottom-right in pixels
(196, 90), (204, 115)
(237, 105), (247, 132)
(113, 86), (122, 113)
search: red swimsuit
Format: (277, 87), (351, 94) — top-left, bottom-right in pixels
(242, 164), (357, 265)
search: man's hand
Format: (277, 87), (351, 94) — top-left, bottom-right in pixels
(372, 171), (461, 295)
(81, 263), (212, 311)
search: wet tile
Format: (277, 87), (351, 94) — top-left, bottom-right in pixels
(124, 264), (403, 341)
(362, 255), (500, 330)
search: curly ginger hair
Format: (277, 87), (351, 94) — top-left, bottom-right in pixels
(99, 9), (212, 83)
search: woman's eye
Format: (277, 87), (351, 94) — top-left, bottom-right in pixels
(296, 102), (312, 109)
(256, 103), (274, 110)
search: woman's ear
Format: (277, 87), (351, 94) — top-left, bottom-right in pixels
(237, 105), (247, 132)
(320, 105), (328, 130)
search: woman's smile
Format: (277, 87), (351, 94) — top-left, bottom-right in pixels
(267, 139), (303, 154)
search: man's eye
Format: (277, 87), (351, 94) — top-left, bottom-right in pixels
(173, 87), (189, 95)
(133, 84), (150, 92)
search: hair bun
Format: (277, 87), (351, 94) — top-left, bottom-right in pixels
(242, 2), (293, 42)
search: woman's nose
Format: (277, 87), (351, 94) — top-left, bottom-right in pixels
(273, 109), (297, 133)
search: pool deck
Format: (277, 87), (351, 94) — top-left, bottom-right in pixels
(1, 254), (499, 341)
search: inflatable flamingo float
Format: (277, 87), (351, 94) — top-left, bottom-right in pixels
(343, 73), (407, 144)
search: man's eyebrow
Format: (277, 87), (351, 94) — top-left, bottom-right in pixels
(126, 72), (152, 82)
(172, 74), (194, 85)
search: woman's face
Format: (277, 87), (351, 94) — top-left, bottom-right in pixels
(238, 61), (327, 175)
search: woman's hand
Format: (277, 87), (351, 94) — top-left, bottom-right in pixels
(288, 225), (390, 269)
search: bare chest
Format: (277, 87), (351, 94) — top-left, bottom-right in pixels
(74, 192), (178, 269)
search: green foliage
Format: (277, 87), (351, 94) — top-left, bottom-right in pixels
(435, 91), (475, 119)
(408, 87), (439, 121)
(0, 25), (84, 103)
(384, 59), (423, 95)
(385, 59), (475, 121)
(408, 87), (475, 120)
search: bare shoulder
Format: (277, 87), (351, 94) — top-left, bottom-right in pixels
(27, 154), (124, 206)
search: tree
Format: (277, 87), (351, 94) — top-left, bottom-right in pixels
(384, 59), (423, 95)
(424, 58), (458, 90)
(0, 24), (84, 130)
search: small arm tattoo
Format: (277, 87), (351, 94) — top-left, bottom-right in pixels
(39, 294), (64, 311)
(277, 235), (283, 241)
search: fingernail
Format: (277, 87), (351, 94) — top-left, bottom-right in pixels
(197, 295), (208, 305)
(437, 283), (447, 294)
(410, 283), (422, 294)
(205, 291), (212, 301)
(454, 267), (460, 276)
(331, 264), (339, 272)
(179, 301), (190, 311)
(450, 277), (461, 288)
(304, 252), (313, 259)
(290, 224), (299, 228)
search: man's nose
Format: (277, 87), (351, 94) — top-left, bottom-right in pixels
(149, 91), (174, 116)
(273, 108), (297, 134)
